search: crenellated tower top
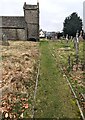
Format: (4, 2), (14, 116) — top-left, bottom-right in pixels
(23, 2), (39, 40)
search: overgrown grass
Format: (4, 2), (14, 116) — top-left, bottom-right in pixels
(50, 40), (85, 94)
(34, 40), (81, 118)
(49, 40), (85, 118)
(1, 41), (39, 119)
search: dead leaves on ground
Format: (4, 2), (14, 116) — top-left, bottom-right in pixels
(0, 41), (39, 118)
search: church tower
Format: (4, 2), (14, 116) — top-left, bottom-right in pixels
(23, 1), (39, 41)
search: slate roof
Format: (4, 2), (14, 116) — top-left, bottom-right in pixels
(0, 16), (26, 28)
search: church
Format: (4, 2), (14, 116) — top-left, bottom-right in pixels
(0, 2), (39, 41)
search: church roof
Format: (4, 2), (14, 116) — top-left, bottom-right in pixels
(0, 16), (26, 28)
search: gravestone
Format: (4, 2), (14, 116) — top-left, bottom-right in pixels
(79, 30), (83, 40)
(76, 32), (79, 53)
(66, 34), (68, 43)
(2, 34), (9, 46)
(75, 31), (79, 70)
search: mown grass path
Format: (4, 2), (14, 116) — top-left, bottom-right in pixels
(34, 40), (81, 119)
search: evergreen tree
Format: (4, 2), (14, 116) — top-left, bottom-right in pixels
(63, 12), (82, 37)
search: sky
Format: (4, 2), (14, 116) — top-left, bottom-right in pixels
(0, 0), (84, 32)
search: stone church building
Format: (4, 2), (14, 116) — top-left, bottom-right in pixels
(0, 2), (39, 41)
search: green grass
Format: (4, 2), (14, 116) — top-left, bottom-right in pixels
(50, 40), (85, 94)
(34, 40), (81, 118)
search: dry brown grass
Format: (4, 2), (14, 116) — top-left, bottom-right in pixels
(0, 41), (39, 118)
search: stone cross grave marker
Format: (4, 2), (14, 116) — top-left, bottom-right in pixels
(75, 31), (79, 70)
(66, 34), (68, 43)
(75, 31), (79, 55)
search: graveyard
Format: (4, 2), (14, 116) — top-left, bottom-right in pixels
(34, 39), (85, 118)
(0, 41), (39, 118)
(0, 0), (85, 119)
(0, 38), (85, 119)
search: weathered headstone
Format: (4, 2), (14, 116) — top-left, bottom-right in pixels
(76, 32), (79, 54)
(66, 34), (68, 43)
(2, 34), (9, 46)
(79, 30), (83, 40)
(75, 31), (79, 70)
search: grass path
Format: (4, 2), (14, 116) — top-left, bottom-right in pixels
(34, 40), (81, 119)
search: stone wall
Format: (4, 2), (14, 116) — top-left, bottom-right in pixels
(24, 3), (39, 40)
(1, 28), (26, 40)
(16, 29), (26, 40)
(27, 24), (39, 39)
(1, 16), (26, 28)
(0, 2), (39, 41)
(25, 10), (38, 24)
(0, 16), (26, 40)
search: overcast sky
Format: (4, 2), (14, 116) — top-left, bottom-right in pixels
(0, 0), (84, 32)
